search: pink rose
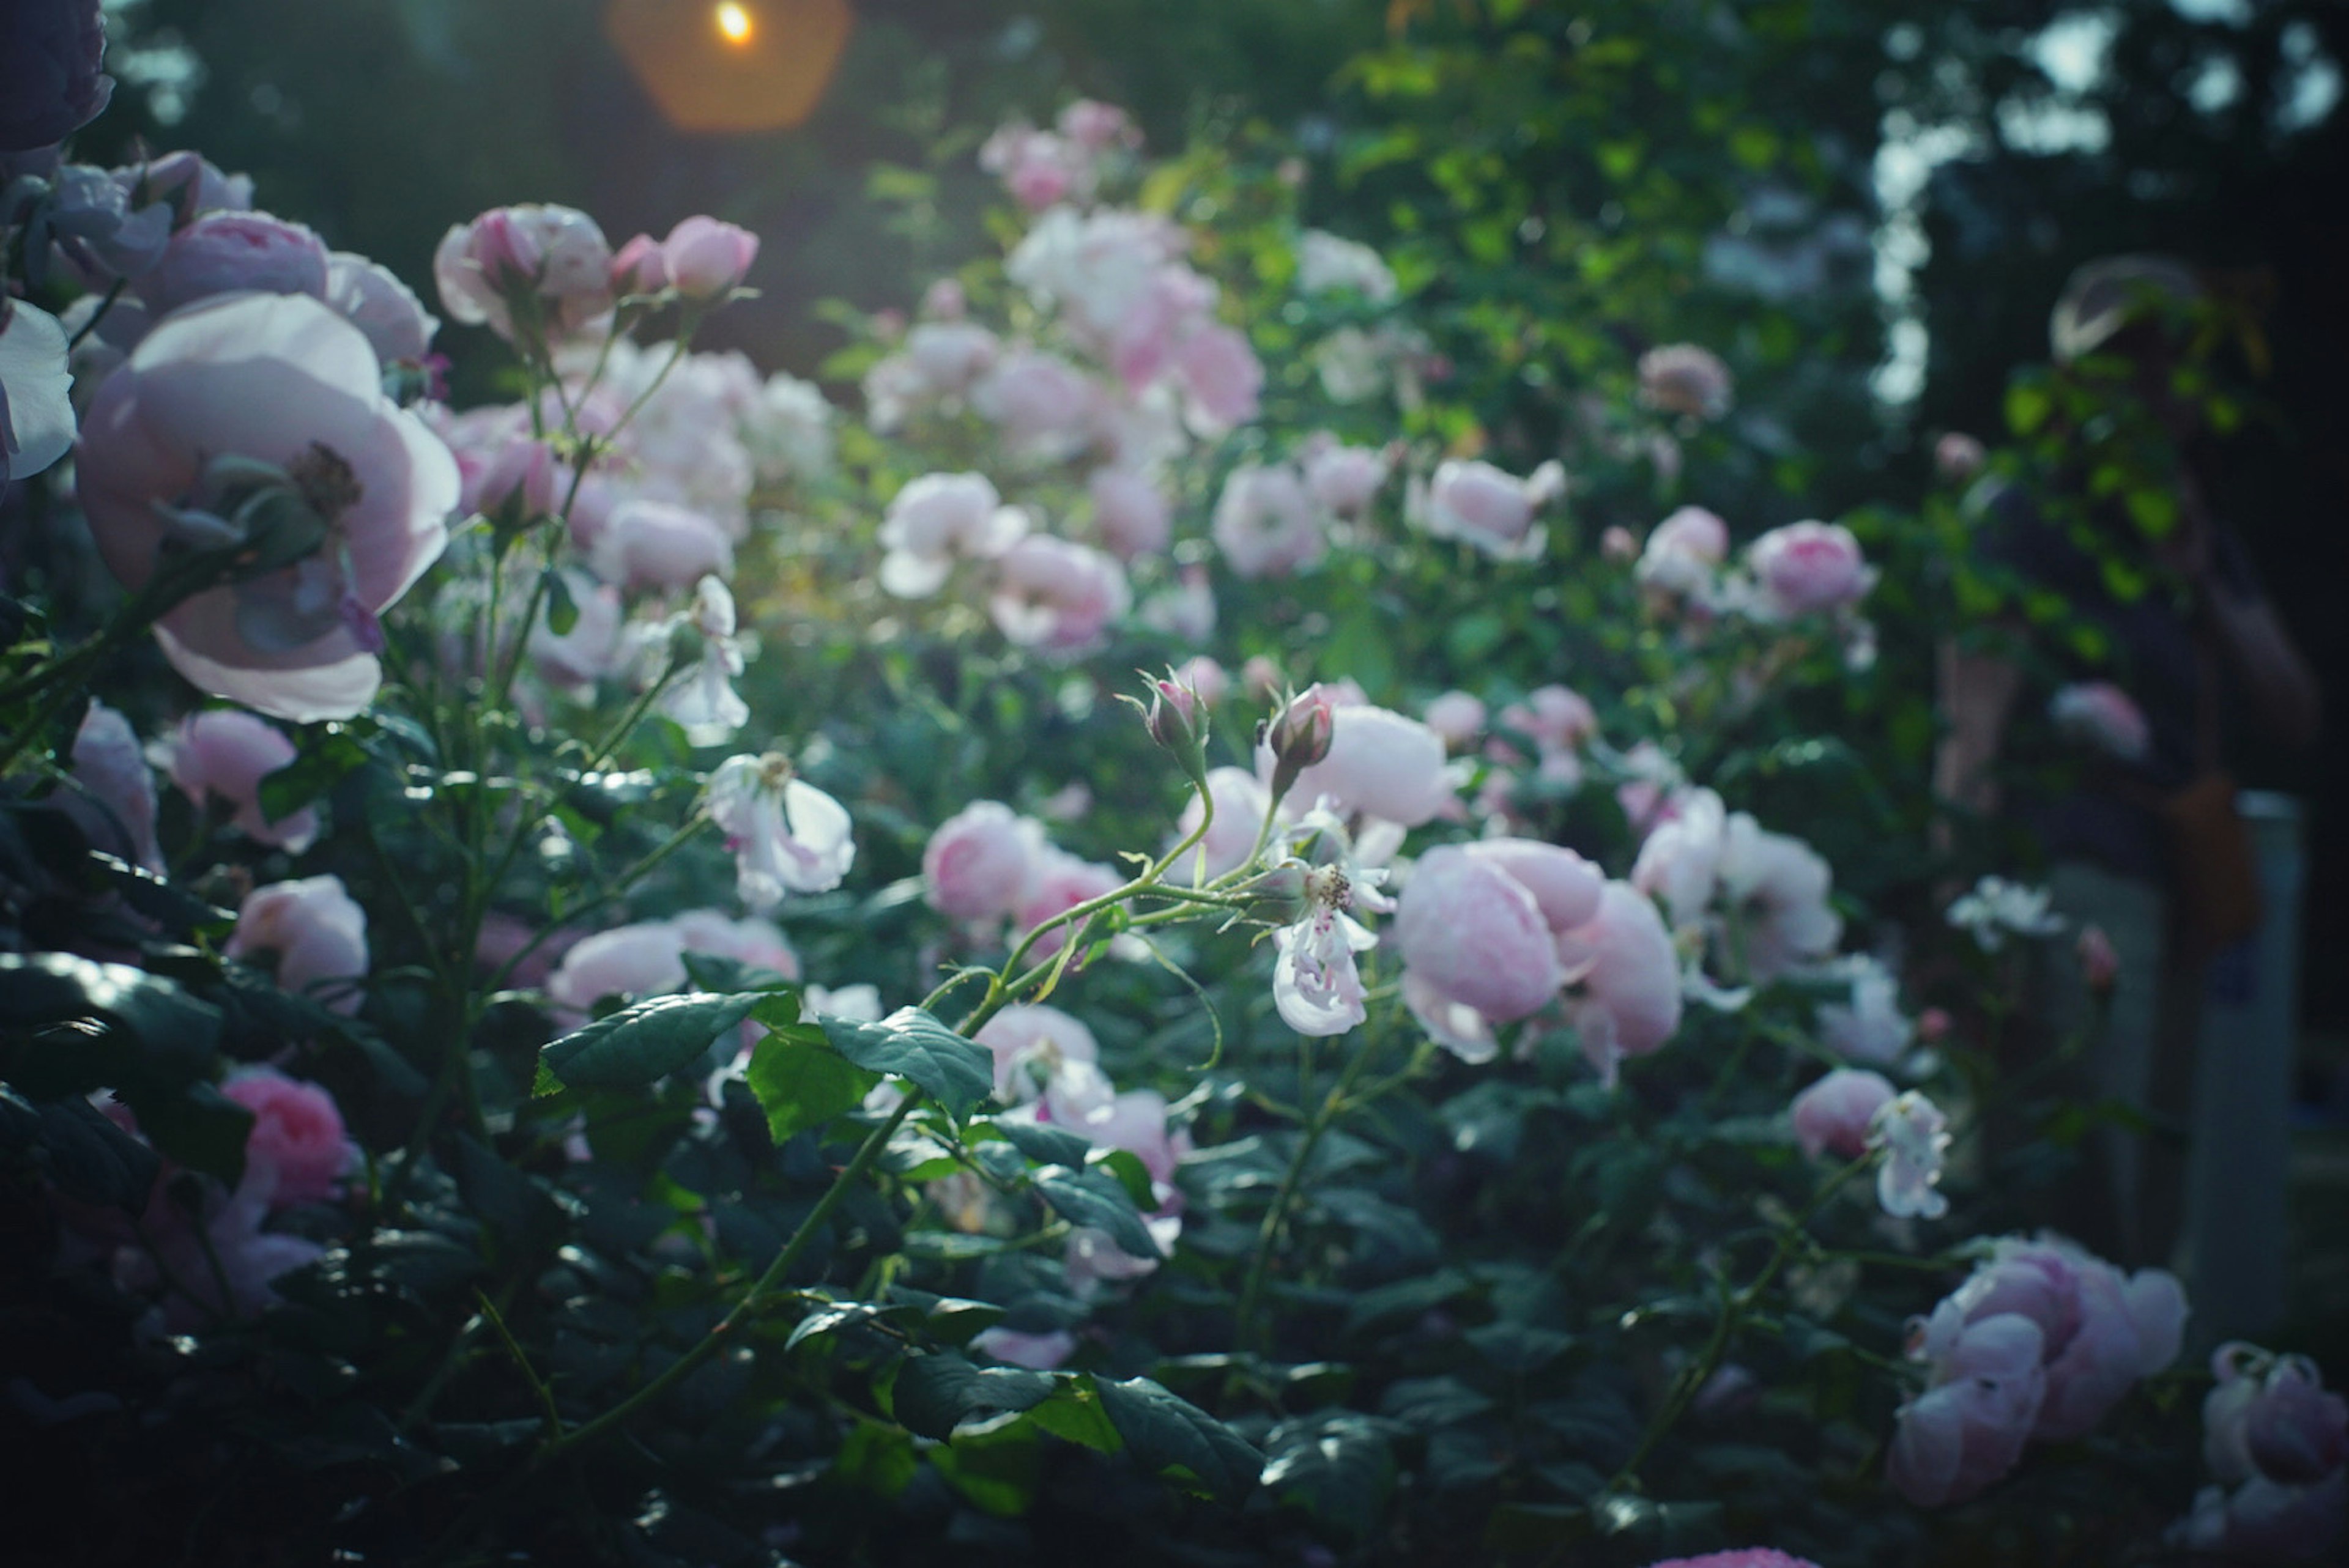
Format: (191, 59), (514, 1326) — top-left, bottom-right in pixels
(878, 470), (1025, 598)
(1302, 440), (1391, 516)
(67, 701), (163, 873)
(1791, 1068), (1897, 1159)
(1418, 458), (1564, 560)
(139, 211), (333, 317)
(1088, 466), (1171, 560)
(1, 0), (114, 152)
(223, 1067), (353, 1207)
(1422, 691), (1485, 749)
(975, 1004), (1100, 1104)
(1393, 846), (1563, 1029)
(1746, 520), (1873, 618)
(546, 921), (688, 1017)
(1274, 703), (1451, 827)
(971, 349), (1096, 459)
(1558, 881), (1685, 1080)
(1636, 505), (1731, 597)
(989, 536), (1131, 654)
(432, 204), (615, 342)
(1638, 343), (1734, 420)
(1014, 849), (1123, 961)
(671, 908), (801, 982)
(325, 251), (438, 366)
(155, 708), (320, 852)
(590, 498), (733, 590)
(1173, 767), (1273, 880)
(226, 875), (369, 1015)
(609, 232), (670, 294)
(924, 801), (1044, 922)
(904, 320), (1000, 392)
(659, 215), (759, 299)
(1212, 462), (1324, 579)
(1057, 99), (1138, 153)
(75, 292), (458, 722)
(1173, 324), (1263, 432)
(1888, 1312), (2048, 1507)
(1601, 525), (1638, 562)
(459, 433), (560, 521)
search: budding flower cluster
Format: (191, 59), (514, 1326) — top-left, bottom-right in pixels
(1260, 684), (1336, 803)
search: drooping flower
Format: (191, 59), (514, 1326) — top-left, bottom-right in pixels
(1868, 1090), (1951, 1219)
(1270, 860), (1382, 1038)
(1792, 1068), (1898, 1160)
(703, 753), (855, 911)
(75, 292), (458, 722)
(659, 575), (751, 747)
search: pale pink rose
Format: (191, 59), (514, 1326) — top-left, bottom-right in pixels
(2050, 682), (2151, 764)
(473, 913), (581, 991)
(67, 701), (163, 873)
(589, 497), (734, 590)
(1600, 525), (1638, 562)
(1393, 846), (1564, 1027)
(1640, 1553), (1820, 1568)
(139, 210), (332, 317)
(127, 150), (254, 224)
(1172, 766), (1273, 880)
(705, 753), (856, 911)
(1636, 505), (1731, 597)
(223, 1067), (354, 1207)
(1816, 955), (1913, 1065)
(1057, 98), (1138, 153)
(1499, 685), (1598, 753)
(904, 320), (1000, 392)
(1137, 564), (1217, 645)
(878, 471), (1025, 597)
(1107, 264), (1218, 390)
(2036, 1261), (2186, 1440)
(226, 875), (369, 1015)
(2206, 1347), (2349, 1489)
(659, 215), (759, 299)
(1212, 463), (1324, 579)
(1174, 324), (1263, 432)
(671, 908), (801, 981)
(116, 1164), (324, 1328)
(432, 204), (615, 342)
(919, 278), (967, 320)
(75, 292), (458, 722)
(1888, 1312), (2048, 1507)
(924, 801), (1043, 922)
(1422, 691), (1486, 749)
(1418, 458), (1564, 559)
(1302, 439), (1391, 516)
(1295, 230), (1398, 301)
(458, 432), (560, 520)
(1638, 343), (1734, 420)
(1088, 466), (1171, 560)
(1935, 432), (1987, 482)
(975, 1004), (1099, 1104)
(1559, 881), (1684, 1080)
(1716, 815), (1842, 980)
(546, 921), (688, 1016)
(1466, 840), (1606, 933)
(1014, 850), (1123, 960)
(324, 252), (437, 366)
(1630, 787), (1726, 931)
(1278, 704), (1451, 827)
(1746, 520), (1874, 618)
(609, 232), (669, 294)
(989, 535), (1131, 654)
(1791, 1068), (1897, 1159)
(971, 349), (1096, 458)
(155, 708), (320, 852)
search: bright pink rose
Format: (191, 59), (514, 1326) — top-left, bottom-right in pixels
(924, 801), (1043, 922)
(1747, 520), (1873, 617)
(659, 215), (759, 299)
(226, 875), (369, 1015)
(432, 204), (614, 342)
(1394, 846), (1563, 1027)
(76, 293), (458, 722)
(1638, 343), (1734, 419)
(156, 708), (319, 852)
(223, 1067), (352, 1207)
(1791, 1068), (1897, 1159)
(1212, 463), (1324, 579)
(139, 211), (332, 317)
(589, 497), (733, 590)
(1088, 466), (1171, 560)
(1277, 703), (1451, 827)
(989, 536), (1131, 654)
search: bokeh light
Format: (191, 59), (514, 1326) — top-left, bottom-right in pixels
(605, 0), (852, 133)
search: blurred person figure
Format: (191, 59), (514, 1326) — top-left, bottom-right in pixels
(1936, 256), (2323, 1270)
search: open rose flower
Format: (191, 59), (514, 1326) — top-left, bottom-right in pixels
(923, 801), (1044, 923)
(138, 210), (332, 317)
(1745, 519), (1875, 618)
(432, 203), (615, 342)
(1212, 462), (1325, 579)
(225, 875), (369, 1015)
(878, 472), (1026, 597)
(154, 708), (320, 852)
(223, 1067), (355, 1208)
(988, 535), (1131, 655)
(76, 292), (459, 722)
(1414, 458), (1564, 560)
(705, 753), (856, 911)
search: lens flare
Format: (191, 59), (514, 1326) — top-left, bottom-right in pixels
(713, 1), (754, 45)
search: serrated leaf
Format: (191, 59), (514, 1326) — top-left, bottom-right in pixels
(1028, 1374), (1124, 1453)
(817, 1007), (992, 1117)
(744, 1028), (876, 1143)
(1096, 1376), (1261, 1502)
(536, 992), (760, 1092)
(890, 1352), (1056, 1440)
(1033, 1164), (1160, 1260)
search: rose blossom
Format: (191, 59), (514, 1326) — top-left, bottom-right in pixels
(878, 472), (1026, 598)
(76, 292), (459, 722)
(1087, 466), (1171, 560)
(1636, 505), (1731, 598)
(923, 802), (1044, 922)
(1791, 1068), (1897, 1159)
(225, 875), (369, 1015)
(1638, 343), (1734, 420)
(1014, 849), (1123, 960)
(67, 701), (163, 874)
(1745, 520), (1874, 618)
(705, 753), (856, 911)
(1, 0), (114, 152)
(975, 1004), (1100, 1105)
(325, 251), (439, 366)
(1557, 881), (1685, 1082)
(432, 203), (615, 342)
(1303, 439), (1392, 517)
(1, 297), (77, 484)
(1174, 324), (1264, 432)
(1172, 767), (1274, 881)
(546, 921), (688, 1016)
(1888, 1312), (2049, 1507)
(588, 497), (735, 590)
(657, 215), (759, 299)
(988, 536), (1131, 654)
(1416, 458), (1565, 560)
(223, 1067), (354, 1207)
(1276, 703), (1452, 827)
(154, 708), (320, 852)
(971, 349), (1096, 459)
(139, 210), (333, 317)
(1813, 953), (1914, 1065)
(1868, 1091), (1951, 1219)
(1212, 462), (1324, 579)
(1393, 846), (1566, 1037)
(1422, 691), (1486, 749)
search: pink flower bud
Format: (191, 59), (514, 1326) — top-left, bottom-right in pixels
(660, 215), (760, 299)
(2077, 925), (2120, 994)
(1791, 1068), (1897, 1159)
(610, 232), (670, 294)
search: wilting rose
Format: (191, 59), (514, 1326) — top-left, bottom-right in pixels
(76, 292), (459, 722)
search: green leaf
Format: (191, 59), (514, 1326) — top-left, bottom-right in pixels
(745, 1028), (877, 1143)
(1344, 1268), (1475, 1335)
(0, 953), (222, 1096)
(536, 992), (760, 1093)
(988, 1118), (1093, 1170)
(1032, 1164), (1161, 1261)
(1261, 1412), (1398, 1533)
(817, 1007), (993, 1117)
(541, 567), (579, 635)
(3, 1089), (160, 1210)
(889, 1352), (1056, 1440)
(127, 1081), (252, 1188)
(786, 1298), (918, 1352)
(1096, 1376), (1261, 1502)
(1028, 1375), (1124, 1454)
(256, 727), (371, 826)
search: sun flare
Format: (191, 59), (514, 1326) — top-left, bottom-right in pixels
(713, 1), (754, 46)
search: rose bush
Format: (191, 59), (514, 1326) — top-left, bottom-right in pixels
(0, 73), (2331, 1568)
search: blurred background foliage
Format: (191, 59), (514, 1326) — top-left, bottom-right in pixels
(84, 0), (2348, 1027)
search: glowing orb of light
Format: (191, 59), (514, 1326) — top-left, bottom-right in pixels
(604, 0), (853, 133)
